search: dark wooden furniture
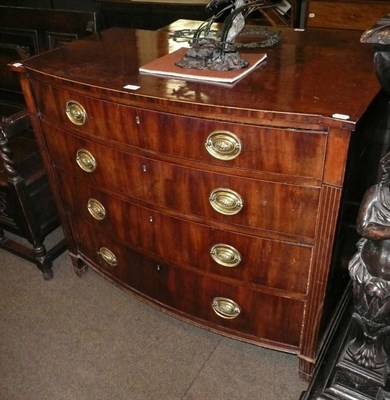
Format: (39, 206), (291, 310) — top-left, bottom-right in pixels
(14, 23), (387, 378)
(97, 0), (301, 29)
(0, 110), (66, 279)
(259, 0), (301, 27)
(0, 6), (101, 111)
(306, 0), (390, 30)
(0, 7), (101, 278)
(98, 0), (209, 30)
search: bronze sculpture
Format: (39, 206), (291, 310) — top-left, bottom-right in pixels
(347, 152), (390, 380)
(174, 0), (281, 71)
(361, 15), (390, 94)
(344, 15), (390, 381)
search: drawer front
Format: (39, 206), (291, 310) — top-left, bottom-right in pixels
(75, 224), (304, 349)
(59, 175), (312, 294)
(33, 81), (326, 179)
(137, 109), (326, 179)
(31, 81), (142, 147)
(45, 125), (320, 239)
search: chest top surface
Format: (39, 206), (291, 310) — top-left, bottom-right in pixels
(20, 24), (379, 127)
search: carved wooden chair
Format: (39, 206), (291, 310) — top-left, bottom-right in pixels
(0, 110), (67, 279)
(0, 7), (101, 278)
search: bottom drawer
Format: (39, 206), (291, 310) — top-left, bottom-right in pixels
(74, 223), (304, 350)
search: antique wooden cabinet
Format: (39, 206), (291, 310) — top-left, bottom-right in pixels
(306, 0), (390, 30)
(97, 0), (300, 28)
(0, 7), (102, 278)
(13, 24), (387, 379)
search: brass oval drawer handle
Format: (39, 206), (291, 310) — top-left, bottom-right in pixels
(87, 198), (106, 220)
(97, 247), (117, 267)
(76, 149), (97, 173)
(65, 100), (87, 126)
(210, 244), (241, 268)
(209, 188), (244, 215)
(205, 130), (242, 160)
(211, 297), (241, 319)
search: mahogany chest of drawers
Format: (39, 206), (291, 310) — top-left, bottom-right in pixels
(14, 24), (386, 379)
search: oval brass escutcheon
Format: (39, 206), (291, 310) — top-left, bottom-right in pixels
(65, 100), (87, 126)
(209, 188), (243, 215)
(76, 149), (97, 173)
(97, 247), (117, 267)
(211, 297), (241, 319)
(205, 130), (242, 160)
(210, 244), (241, 268)
(87, 198), (106, 221)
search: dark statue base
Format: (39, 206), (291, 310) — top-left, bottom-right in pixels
(175, 39), (249, 71)
(301, 298), (390, 400)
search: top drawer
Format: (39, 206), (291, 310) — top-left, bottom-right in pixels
(31, 81), (327, 180)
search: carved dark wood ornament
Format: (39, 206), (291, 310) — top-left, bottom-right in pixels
(0, 116), (19, 182)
